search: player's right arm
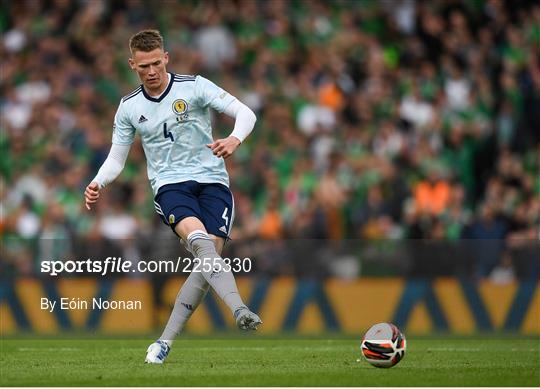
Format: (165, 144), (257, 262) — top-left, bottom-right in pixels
(84, 144), (131, 209)
(84, 101), (135, 210)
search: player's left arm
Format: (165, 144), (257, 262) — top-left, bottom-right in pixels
(207, 99), (257, 158)
(196, 75), (256, 158)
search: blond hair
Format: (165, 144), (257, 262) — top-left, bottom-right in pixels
(129, 29), (164, 54)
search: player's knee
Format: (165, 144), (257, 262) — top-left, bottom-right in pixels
(174, 216), (206, 238)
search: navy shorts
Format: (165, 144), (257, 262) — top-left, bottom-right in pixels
(154, 181), (234, 239)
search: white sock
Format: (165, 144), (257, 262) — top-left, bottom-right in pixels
(187, 230), (246, 314)
(159, 271), (209, 344)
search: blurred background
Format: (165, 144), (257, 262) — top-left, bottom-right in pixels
(1, 0), (539, 336)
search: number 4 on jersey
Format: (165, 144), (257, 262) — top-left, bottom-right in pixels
(163, 123), (174, 142)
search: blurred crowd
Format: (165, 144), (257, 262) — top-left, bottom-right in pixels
(1, 0), (539, 280)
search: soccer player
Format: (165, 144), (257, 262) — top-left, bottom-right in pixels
(84, 30), (261, 364)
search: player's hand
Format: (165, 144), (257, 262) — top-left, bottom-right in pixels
(84, 181), (100, 210)
(206, 136), (241, 159)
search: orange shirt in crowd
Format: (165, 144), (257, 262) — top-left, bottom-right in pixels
(319, 83), (344, 111)
(258, 209), (283, 240)
(414, 180), (451, 215)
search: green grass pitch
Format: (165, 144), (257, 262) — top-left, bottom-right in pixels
(1, 336), (539, 386)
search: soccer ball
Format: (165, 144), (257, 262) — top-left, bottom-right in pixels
(361, 323), (406, 368)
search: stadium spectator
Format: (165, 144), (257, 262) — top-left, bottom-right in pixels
(413, 169), (451, 216)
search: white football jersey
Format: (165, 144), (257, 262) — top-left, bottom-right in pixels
(112, 73), (237, 195)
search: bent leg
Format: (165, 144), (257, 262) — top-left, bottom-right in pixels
(159, 219), (227, 344)
(174, 218), (247, 315)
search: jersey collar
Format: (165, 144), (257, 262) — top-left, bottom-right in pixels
(142, 72), (174, 103)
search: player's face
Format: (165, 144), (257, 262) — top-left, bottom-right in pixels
(129, 48), (169, 93)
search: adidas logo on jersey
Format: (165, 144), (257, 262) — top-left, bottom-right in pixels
(138, 115), (148, 123)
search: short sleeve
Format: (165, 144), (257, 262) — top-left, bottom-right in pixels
(111, 102), (135, 145)
(196, 75), (237, 113)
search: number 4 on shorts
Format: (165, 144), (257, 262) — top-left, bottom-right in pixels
(220, 207), (229, 234)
